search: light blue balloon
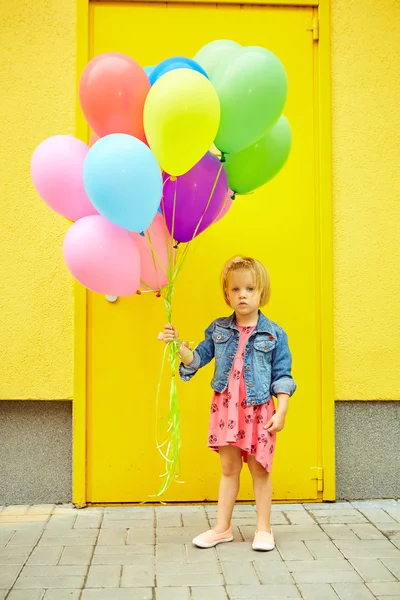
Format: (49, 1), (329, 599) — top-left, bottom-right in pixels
(83, 134), (162, 233)
(144, 65), (155, 77)
(149, 56), (208, 86)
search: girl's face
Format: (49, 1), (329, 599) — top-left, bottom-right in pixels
(227, 270), (261, 317)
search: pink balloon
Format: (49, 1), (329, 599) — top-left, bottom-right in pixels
(63, 215), (140, 296)
(132, 213), (173, 292)
(31, 135), (98, 222)
(214, 190), (233, 223)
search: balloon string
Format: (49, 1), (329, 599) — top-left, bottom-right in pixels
(162, 174), (175, 272)
(160, 185), (175, 282)
(160, 166), (222, 287)
(148, 179), (182, 499)
(173, 163), (224, 274)
(148, 339), (184, 499)
(150, 164), (223, 499)
(140, 175), (177, 295)
(192, 163), (223, 240)
(143, 228), (169, 292)
(171, 181), (177, 260)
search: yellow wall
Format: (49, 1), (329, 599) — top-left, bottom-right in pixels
(331, 0), (400, 400)
(0, 1), (76, 399)
(1, 0), (399, 401)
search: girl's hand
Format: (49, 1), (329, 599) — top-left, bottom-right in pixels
(264, 411), (286, 434)
(158, 324), (178, 343)
(178, 341), (193, 364)
(158, 325), (193, 366)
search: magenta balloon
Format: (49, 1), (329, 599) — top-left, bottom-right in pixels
(162, 153), (228, 243)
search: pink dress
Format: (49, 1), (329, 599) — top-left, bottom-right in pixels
(208, 325), (277, 472)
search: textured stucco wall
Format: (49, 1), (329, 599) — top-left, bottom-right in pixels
(336, 401), (400, 500)
(0, 402), (72, 504)
(1, 0), (399, 406)
(0, 1), (75, 399)
(331, 0), (400, 400)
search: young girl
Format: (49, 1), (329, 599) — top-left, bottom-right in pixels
(159, 256), (296, 551)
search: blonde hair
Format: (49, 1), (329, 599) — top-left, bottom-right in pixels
(221, 256), (271, 307)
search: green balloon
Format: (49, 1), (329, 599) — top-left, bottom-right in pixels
(212, 46), (288, 154)
(224, 115), (292, 194)
(194, 39), (242, 79)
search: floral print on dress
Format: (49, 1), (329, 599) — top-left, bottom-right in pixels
(211, 401), (219, 414)
(257, 433), (269, 446)
(208, 324), (277, 473)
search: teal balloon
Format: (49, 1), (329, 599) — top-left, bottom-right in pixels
(149, 56), (208, 86)
(212, 46), (288, 154)
(144, 65), (155, 77)
(224, 115), (292, 194)
(194, 39), (241, 79)
(83, 134), (162, 232)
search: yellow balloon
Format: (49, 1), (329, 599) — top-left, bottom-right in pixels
(209, 142), (221, 156)
(144, 69), (220, 176)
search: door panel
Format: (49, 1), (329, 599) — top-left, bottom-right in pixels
(87, 1), (319, 502)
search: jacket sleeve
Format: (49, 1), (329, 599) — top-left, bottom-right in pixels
(270, 328), (296, 397)
(179, 321), (215, 382)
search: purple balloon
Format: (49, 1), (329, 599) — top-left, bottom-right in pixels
(162, 153), (228, 243)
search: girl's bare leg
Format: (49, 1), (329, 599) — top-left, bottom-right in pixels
(247, 454), (272, 532)
(213, 445), (243, 533)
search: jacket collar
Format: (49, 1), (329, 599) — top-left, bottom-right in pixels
(218, 311), (274, 335)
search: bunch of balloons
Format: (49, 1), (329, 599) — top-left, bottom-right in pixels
(31, 40), (292, 298)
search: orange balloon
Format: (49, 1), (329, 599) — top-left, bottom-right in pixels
(89, 130), (149, 148)
(89, 132), (99, 147)
(79, 52), (150, 141)
(91, 127), (150, 149)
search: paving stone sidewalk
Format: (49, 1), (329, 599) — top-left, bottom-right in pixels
(1, 500), (400, 600)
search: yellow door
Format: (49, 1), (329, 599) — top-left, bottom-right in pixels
(85, 0), (326, 502)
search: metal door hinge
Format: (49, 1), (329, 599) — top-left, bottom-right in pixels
(307, 17), (319, 41)
(311, 467), (324, 492)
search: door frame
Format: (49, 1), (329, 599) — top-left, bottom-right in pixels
(73, 0), (334, 506)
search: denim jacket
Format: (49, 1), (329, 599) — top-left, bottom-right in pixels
(179, 311), (296, 406)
